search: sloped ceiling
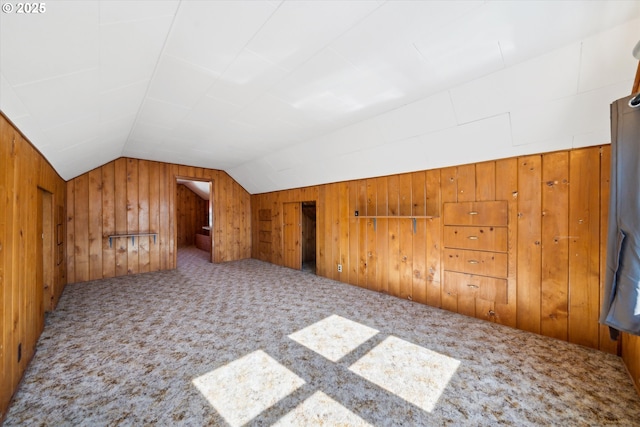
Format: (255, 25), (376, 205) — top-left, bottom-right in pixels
(177, 178), (210, 200)
(1, 1), (639, 194)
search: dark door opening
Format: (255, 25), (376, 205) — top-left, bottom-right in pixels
(301, 201), (317, 274)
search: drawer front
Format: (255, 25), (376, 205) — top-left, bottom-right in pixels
(443, 201), (508, 226)
(258, 230), (272, 243)
(258, 241), (271, 260)
(443, 226), (508, 252)
(444, 271), (508, 304)
(259, 209), (272, 221)
(259, 220), (272, 231)
(444, 249), (507, 278)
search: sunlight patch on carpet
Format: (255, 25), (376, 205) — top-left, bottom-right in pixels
(288, 314), (379, 362)
(273, 390), (373, 426)
(349, 336), (460, 413)
(192, 350), (305, 427)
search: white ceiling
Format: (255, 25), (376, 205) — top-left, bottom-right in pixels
(1, 1), (639, 194)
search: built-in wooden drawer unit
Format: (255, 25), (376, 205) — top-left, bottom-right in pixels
(443, 200), (510, 308)
(258, 209), (273, 262)
(443, 271), (508, 304)
(443, 201), (507, 226)
(443, 249), (507, 278)
(443, 226), (507, 252)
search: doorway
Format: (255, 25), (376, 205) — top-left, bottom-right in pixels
(283, 201), (316, 273)
(175, 178), (213, 263)
(301, 202), (317, 274)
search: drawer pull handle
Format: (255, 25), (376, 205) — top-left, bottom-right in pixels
(468, 260), (479, 264)
(468, 211), (479, 215)
(468, 236), (479, 240)
(467, 284), (479, 289)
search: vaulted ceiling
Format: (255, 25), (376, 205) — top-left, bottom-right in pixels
(1, 1), (639, 193)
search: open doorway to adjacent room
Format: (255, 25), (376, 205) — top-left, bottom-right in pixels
(176, 178), (213, 263)
(283, 201), (317, 273)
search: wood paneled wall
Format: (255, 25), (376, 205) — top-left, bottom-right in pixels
(66, 158), (250, 283)
(176, 184), (208, 248)
(252, 146), (620, 355)
(1, 113), (66, 420)
(623, 332), (640, 394)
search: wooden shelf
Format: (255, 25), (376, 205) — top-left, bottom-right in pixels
(354, 215), (438, 219)
(353, 216), (439, 233)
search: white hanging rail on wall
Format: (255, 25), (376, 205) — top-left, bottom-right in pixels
(107, 232), (158, 248)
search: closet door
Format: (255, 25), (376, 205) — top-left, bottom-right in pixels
(283, 202), (302, 270)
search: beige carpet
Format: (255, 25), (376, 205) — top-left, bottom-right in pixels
(5, 247), (640, 426)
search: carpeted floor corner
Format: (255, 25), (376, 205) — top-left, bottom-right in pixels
(5, 247), (640, 426)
